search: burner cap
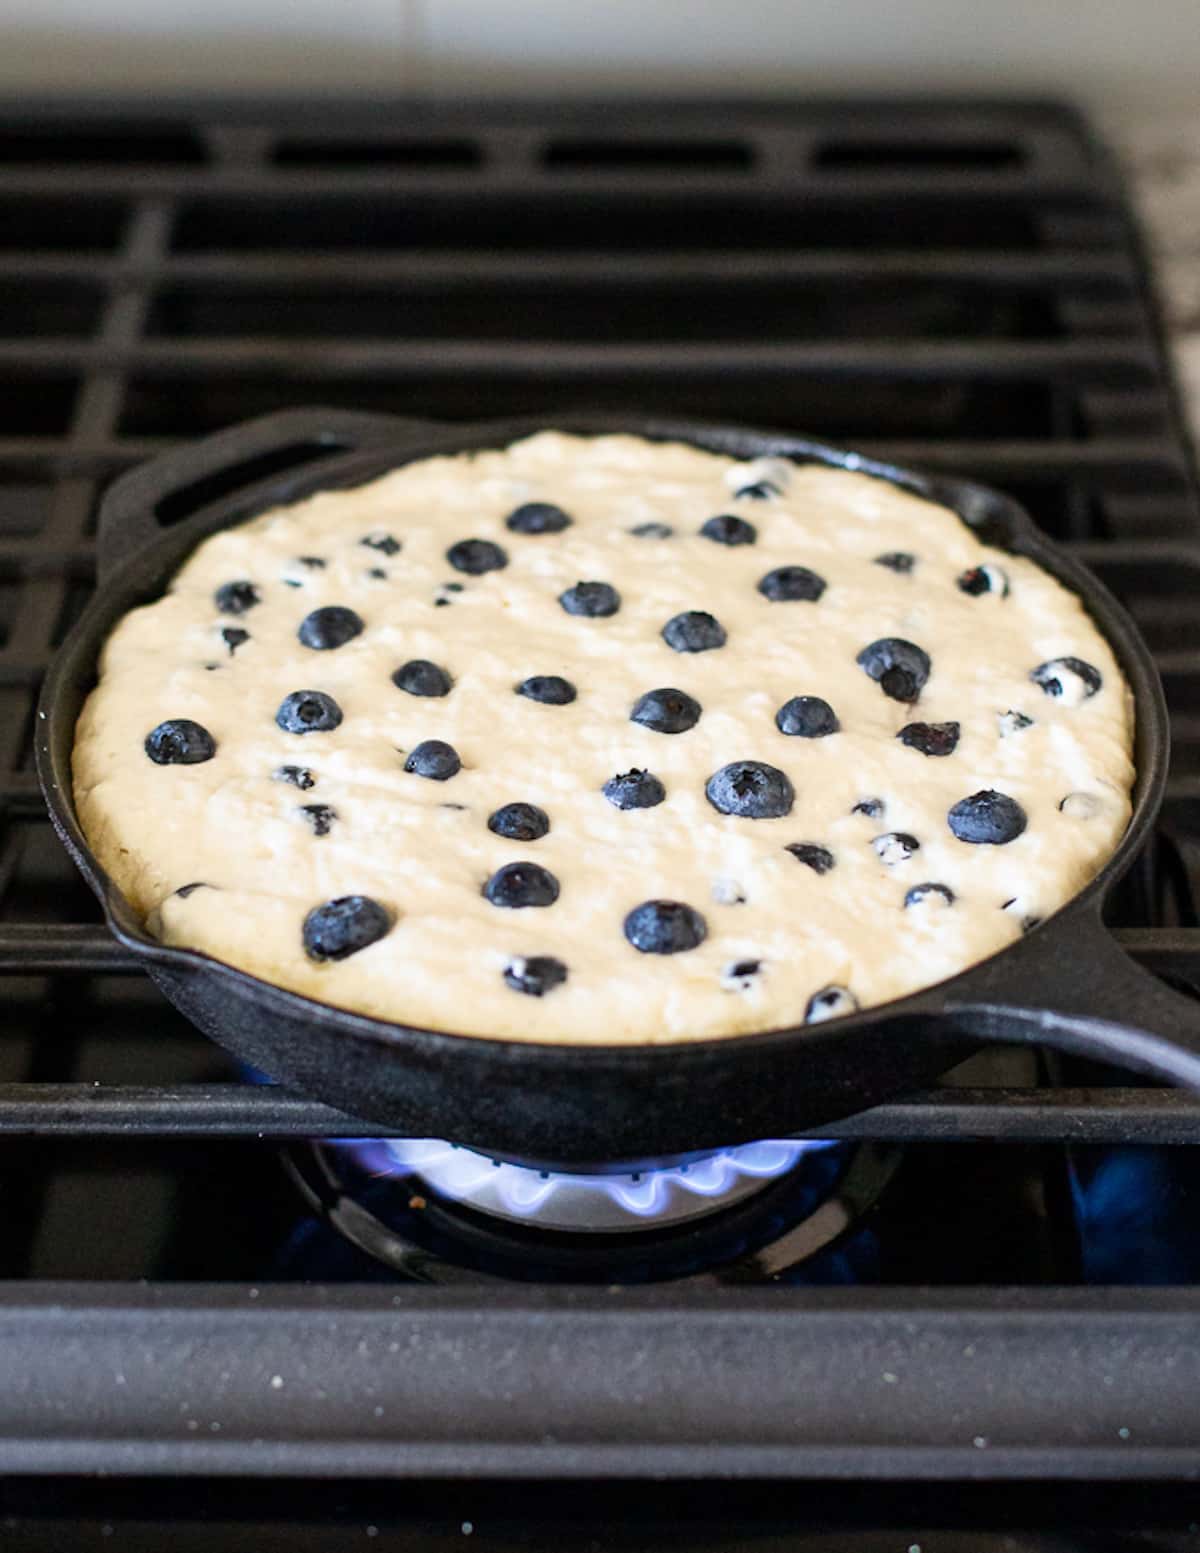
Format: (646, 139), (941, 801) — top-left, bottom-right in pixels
(283, 1137), (900, 1285)
(367, 1137), (830, 1233)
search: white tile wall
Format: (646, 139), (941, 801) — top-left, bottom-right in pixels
(0, 0), (1195, 110)
(0, 0), (413, 94)
(420, 0), (1200, 112)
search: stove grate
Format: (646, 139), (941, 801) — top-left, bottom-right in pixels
(1, 99), (1200, 1485)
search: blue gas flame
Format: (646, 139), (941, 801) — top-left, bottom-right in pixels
(349, 1135), (830, 1223)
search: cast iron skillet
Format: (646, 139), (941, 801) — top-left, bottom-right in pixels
(36, 407), (1200, 1168)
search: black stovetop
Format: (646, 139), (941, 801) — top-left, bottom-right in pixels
(1, 96), (1200, 1547)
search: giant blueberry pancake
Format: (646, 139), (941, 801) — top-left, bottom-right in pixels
(73, 433), (1135, 1044)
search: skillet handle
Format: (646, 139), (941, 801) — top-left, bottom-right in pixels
(942, 908), (1200, 1087)
(97, 407), (440, 582)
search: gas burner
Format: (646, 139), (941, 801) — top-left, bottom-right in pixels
(354, 1136), (828, 1233)
(282, 1137), (903, 1284)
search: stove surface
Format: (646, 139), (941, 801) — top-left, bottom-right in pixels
(0, 97), (1199, 1523)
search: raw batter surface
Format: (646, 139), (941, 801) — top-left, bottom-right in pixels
(73, 433), (1135, 1043)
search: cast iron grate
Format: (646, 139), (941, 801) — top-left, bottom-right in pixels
(2, 100), (1200, 1485)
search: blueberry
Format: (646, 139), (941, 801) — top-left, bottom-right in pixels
(758, 565), (826, 603)
(998, 709), (1034, 737)
(145, 719), (216, 765)
(856, 638), (931, 701)
(221, 626), (249, 655)
(1002, 898), (1044, 934)
(874, 552), (915, 574)
(804, 986), (859, 1024)
(603, 769), (666, 810)
(298, 555), (325, 570)
(302, 895), (390, 961)
(957, 564), (1009, 598)
(897, 720), (960, 757)
(872, 832), (920, 865)
(631, 687), (702, 735)
(728, 457), (790, 498)
(215, 580), (260, 615)
(700, 514), (757, 546)
(274, 764), (315, 790)
(392, 659), (452, 698)
(785, 843), (835, 875)
(705, 760), (794, 819)
(776, 696), (839, 738)
(1030, 657), (1102, 706)
(506, 501), (572, 534)
(404, 740), (461, 781)
(721, 959), (762, 991)
(447, 538), (508, 575)
(947, 790), (1027, 845)
(560, 580), (620, 617)
(504, 955), (568, 997)
(488, 802), (550, 841)
(516, 674), (577, 705)
(275, 691), (343, 735)
(630, 521), (674, 539)
(905, 882), (956, 909)
(445, 583), (464, 593)
(361, 532), (401, 556)
(661, 610), (726, 653)
(175, 881), (210, 899)
(623, 900), (707, 955)
(298, 606), (364, 651)
(367, 568), (387, 580)
(1059, 792), (1103, 820)
(484, 861), (560, 909)
(852, 797), (885, 820)
(299, 803), (337, 837)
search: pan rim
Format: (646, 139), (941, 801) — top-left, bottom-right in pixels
(37, 410), (1168, 1065)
